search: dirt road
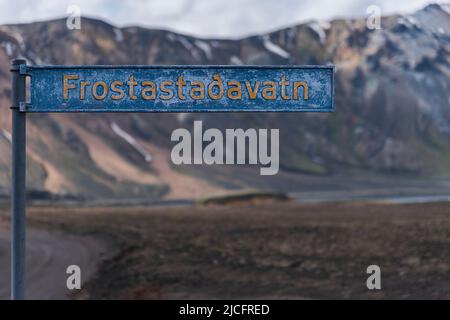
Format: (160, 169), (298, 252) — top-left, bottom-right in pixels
(0, 227), (106, 300)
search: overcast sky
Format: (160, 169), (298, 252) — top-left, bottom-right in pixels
(0, 0), (443, 38)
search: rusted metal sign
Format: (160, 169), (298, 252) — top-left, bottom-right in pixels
(25, 65), (334, 112)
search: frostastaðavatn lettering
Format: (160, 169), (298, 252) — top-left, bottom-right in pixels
(63, 74), (309, 102)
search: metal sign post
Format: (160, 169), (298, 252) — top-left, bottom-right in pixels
(10, 59), (27, 300)
(9, 61), (334, 299)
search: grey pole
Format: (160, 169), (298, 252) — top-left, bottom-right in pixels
(10, 59), (27, 300)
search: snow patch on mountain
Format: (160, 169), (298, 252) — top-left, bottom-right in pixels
(6, 29), (26, 51)
(26, 50), (46, 65)
(195, 40), (212, 59)
(177, 36), (201, 61)
(230, 55), (243, 65)
(166, 33), (176, 41)
(397, 15), (422, 30)
(210, 40), (221, 48)
(1, 129), (12, 144)
(307, 20), (330, 44)
(0, 41), (15, 56)
(439, 3), (450, 15)
(114, 28), (124, 42)
(262, 35), (290, 59)
(110, 122), (152, 163)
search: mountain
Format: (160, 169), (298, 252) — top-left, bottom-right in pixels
(0, 4), (449, 200)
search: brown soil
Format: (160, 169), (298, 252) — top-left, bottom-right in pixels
(1, 200), (450, 299)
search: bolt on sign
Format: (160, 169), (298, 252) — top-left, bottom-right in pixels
(9, 61), (334, 300)
(27, 65), (334, 112)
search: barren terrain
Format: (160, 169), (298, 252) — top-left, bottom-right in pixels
(1, 200), (449, 299)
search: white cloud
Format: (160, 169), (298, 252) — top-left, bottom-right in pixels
(0, 0), (442, 38)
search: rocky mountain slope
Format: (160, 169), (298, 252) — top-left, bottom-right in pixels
(0, 4), (449, 200)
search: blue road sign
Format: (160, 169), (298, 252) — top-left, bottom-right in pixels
(26, 65), (334, 112)
(11, 60), (335, 299)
